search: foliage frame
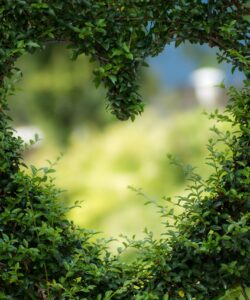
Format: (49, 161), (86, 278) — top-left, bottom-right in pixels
(0, 1), (249, 299)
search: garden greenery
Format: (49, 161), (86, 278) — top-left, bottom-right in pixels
(0, 1), (249, 299)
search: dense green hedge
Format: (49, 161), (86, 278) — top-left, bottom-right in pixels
(0, 1), (249, 299)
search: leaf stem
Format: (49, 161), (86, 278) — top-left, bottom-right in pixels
(241, 285), (249, 300)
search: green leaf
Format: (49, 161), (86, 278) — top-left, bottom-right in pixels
(108, 75), (117, 85)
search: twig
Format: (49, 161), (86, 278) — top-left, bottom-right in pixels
(241, 284), (249, 300)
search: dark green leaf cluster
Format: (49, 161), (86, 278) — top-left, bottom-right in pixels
(0, 1), (249, 299)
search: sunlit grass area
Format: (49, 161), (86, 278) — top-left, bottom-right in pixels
(25, 109), (215, 244)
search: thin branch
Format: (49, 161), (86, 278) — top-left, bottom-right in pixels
(241, 285), (250, 300)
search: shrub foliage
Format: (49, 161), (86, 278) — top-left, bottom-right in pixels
(0, 1), (249, 299)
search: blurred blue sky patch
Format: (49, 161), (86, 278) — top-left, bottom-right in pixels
(148, 42), (245, 89)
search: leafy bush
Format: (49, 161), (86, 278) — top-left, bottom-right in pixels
(0, 1), (249, 299)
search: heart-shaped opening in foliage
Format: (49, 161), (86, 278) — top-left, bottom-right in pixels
(0, 2), (249, 299)
(8, 43), (244, 248)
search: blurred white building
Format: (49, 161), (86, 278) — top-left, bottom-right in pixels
(190, 67), (224, 108)
(14, 126), (44, 148)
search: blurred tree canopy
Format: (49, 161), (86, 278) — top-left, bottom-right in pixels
(10, 45), (113, 145)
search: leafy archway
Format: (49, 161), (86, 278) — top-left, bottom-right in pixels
(0, 1), (249, 299)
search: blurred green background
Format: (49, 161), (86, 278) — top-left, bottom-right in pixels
(9, 43), (248, 299)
